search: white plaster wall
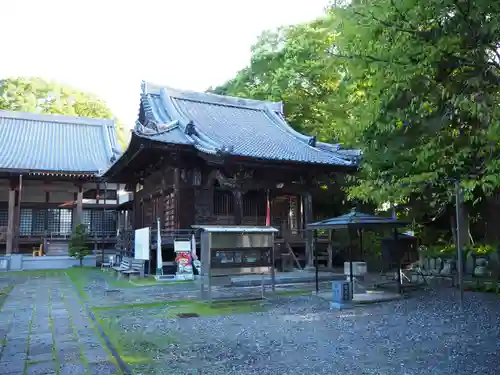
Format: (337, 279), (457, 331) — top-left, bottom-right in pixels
(0, 190), (8, 202)
(50, 191), (75, 203)
(21, 187), (46, 203)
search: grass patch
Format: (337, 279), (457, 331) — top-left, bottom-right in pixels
(65, 267), (95, 298)
(129, 277), (194, 287)
(93, 300), (265, 368)
(93, 299), (266, 317)
(0, 285), (13, 310)
(162, 300), (265, 317)
(463, 279), (500, 293)
(97, 315), (173, 366)
(273, 289), (311, 297)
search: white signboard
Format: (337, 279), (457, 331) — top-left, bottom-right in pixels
(174, 240), (191, 253)
(134, 227), (150, 260)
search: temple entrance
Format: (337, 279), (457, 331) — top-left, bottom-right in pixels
(272, 195), (301, 239)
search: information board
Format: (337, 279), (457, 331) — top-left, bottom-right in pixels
(134, 227), (150, 260)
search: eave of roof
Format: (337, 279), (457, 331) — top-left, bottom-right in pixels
(0, 110), (121, 176)
(130, 81), (360, 168)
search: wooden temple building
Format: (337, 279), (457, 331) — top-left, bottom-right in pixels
(105, 82), (360, 269)
(0, 110), (122, 257)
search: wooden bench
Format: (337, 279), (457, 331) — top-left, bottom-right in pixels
(118, 259), (146, 280)
(101, 254), (117, 271)
(112, 258), (131, 273)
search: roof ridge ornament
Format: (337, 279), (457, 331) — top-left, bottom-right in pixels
(217, 144), (234, 154)
(308, 136), (317, 147)
(184, 121), (196, 136)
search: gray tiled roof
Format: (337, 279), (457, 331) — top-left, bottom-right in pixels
(0, 110), (121, 174)
(132, 81), (357, 166)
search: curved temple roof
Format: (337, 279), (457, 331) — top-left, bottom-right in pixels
(131, 81), (359, 166)
(0, 110), (121, 175)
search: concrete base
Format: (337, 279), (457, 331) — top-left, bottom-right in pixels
(154, 273), (194, 282)
(317, 289), (402, 307)
(1, 255), (97, 271)
(330, 301), (354, 310)
(231, 270), (344, 286)
(353, 290), (403, 304)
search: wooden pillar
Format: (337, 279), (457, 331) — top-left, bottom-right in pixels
(6, 182), (16, 255)
(13, 176), (22, 253)
(233, 190), (243, 225)
(73, 185), (83, 228)
(174, 168), (181, 229)
(303, 192), (314, 268)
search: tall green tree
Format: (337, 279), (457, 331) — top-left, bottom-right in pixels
(211, 16), (347, 142)
(0, 77), (128, 150)
(329, 0), (500, 215)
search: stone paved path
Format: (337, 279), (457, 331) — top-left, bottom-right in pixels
(0, 276), (118, 375)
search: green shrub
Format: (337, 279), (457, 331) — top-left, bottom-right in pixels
(68, 224), (92, 267)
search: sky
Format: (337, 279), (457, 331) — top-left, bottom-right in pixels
(0, 0), (329, 127)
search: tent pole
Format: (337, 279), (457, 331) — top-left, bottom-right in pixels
(314, 230), (319, 293)
(455, 180), (464, 311)
(349, 228), (354, 296)
(394, 228), (401, 294)
(359, 229), (363, 259)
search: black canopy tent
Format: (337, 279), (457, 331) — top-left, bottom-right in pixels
(307, 208), (410, 294)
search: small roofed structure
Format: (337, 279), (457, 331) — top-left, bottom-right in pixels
(307, 209), (408, 229)
(193, 225), (278, 302)
(105, 82), (359, 270)
(0, 110), (122, 257)
(308, 208), (409, 293)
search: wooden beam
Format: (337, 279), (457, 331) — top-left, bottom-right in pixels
(303, 192), (314, 269)
(74, 185), (83, 228)
(233, 190), (243, 225)
(0, 180), (80, 192)
(174, 168), (181, 229)
(6, 182), (16, 255)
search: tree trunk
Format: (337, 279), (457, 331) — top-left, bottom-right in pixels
(451, 203), (471, 247)
(80, 257), (83, 267)
(450, 213), (457, 245)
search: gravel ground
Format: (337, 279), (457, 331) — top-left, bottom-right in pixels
(100, 288), (500, 375)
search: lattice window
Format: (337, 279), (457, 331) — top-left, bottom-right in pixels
(46, 209), (73, 234)
(82, 210), (92, 231)
(103, 211), (116, 232)
(214, 190), (234, 215)
(243, 191), (266, 217)
(19, 208), (33, 235)
(59, 209), (72, 234)
(90, 210), (102, 233)
(88, 210), (116, 234)
(32, 209), (46, 234)
(0, 209), (8, 228)
(164, 192), (175, 228)
(47, 209), (59, 233)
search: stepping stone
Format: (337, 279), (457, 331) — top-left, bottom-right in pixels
(59, 361), (87, 375)
(88, 361), (117, 375)
(26, 361), (56, 375)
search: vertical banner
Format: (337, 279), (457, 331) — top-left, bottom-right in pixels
(265, 189), (271, 226)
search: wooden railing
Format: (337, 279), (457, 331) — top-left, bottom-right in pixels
(15, 231), (118, 242)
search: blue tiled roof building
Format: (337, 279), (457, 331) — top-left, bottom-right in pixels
(105, 81), (359, 178)
(0, 110), (120, 177)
